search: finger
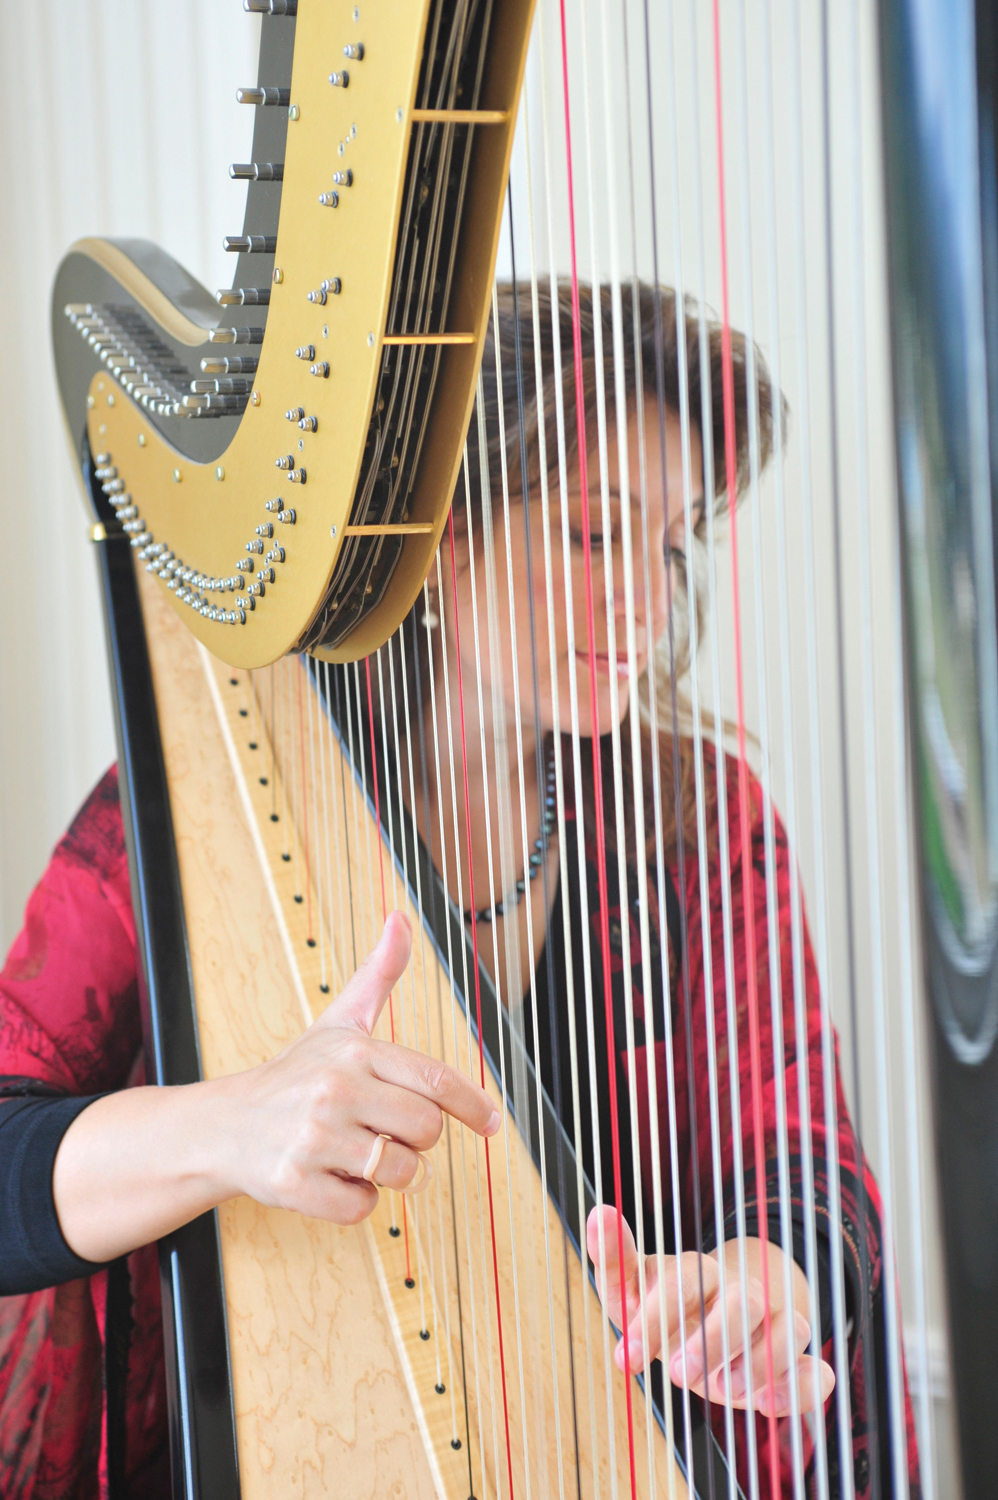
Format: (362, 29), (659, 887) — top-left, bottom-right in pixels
(317, 912), (412, 1037)
(616, 1267), (665, 1370)
(369, 1040), (500, 1137)
(586, 1207), (640, 1323)
(755, 1355), (835, 1418)
(287, 1171), (379, 1227)
(353, 1132), (422, 1192)
(359, 1078), (444, 1152)
(722, 1307), (810, 1406)
(671, 1268), (764, 1391)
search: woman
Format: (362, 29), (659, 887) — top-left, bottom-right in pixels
(394, 280), (919, 1498)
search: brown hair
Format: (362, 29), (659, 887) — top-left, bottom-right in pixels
(403, 279), (784, 868)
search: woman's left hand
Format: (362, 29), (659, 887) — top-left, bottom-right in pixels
(586, 1206), (835, 1418)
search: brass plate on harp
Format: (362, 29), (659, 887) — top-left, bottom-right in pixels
(73, 0), (534, 669)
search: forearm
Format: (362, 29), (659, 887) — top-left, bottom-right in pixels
(52, 1077), (244, 1263)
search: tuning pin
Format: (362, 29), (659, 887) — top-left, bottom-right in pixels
(332, 169), (353, 187)
(285, 406), (305, 422)
(275, 455), (294, 470)
(298, 415), (318, 432)
(307, 288), (327, 305)
(310, 361), (330, 378)
(264, 498), (283, 512)
(200, 354), (259, 375)
(230, 162), (285, 181)
(216, 287), (271, 306)
(328, 70), (349, 88)
(288, 468), (306, 485)
(236, 86), (291, 107)
(343, 43), (364, 59)
(318, 191), (339, 208)
(296, 345), (315, 361)
(190, 377), (254, 394)
(321, 277), (342, 295)
(208, 326), (265, 345)
(255, 523), (274, 537)
(223, 235), (278, 253)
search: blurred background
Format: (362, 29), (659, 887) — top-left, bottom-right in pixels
(0, 2), (259, 948)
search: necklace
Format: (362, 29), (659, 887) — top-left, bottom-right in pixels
(464, 741), (557, 925)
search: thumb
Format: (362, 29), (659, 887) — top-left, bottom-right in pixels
(317, 911), (412, 1036)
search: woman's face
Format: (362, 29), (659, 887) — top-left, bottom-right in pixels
(444, 401), (704, 741)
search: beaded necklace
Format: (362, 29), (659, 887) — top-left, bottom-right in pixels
(464, 740), (557, 925)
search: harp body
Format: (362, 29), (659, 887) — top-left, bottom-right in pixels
(51, 0), (998, 1497)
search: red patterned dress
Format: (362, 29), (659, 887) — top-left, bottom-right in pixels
(0, 768), (169, 1499)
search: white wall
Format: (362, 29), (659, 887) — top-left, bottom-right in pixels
(0, 0), (259, 949)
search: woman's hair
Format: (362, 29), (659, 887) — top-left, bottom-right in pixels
(406, 279), (785, 866)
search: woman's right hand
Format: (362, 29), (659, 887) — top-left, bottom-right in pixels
(53, 911), (500, 1261)
(220, 909), (500, 1223)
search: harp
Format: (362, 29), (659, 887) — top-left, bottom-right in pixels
(49, 0), (998, 1497)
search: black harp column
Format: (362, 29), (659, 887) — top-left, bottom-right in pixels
(879, 0), (998, 1495)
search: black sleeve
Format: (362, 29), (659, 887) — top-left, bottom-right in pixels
(0, 1093), (111, 1294)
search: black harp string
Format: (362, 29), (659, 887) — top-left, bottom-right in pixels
(505, 185), (584, 1496)
(433, 527), (506, 1488)
(405, 611), (477, 1474)
(375, 644), (450, 1389)
(817, 0), (881, 1492)
(390, 630), (456, 1416)
(641, 3), (716, 1497)
(332, 664), (359, 971)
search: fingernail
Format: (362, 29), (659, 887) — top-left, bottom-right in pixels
(486, 1108), (501, 1136)
(615, 1339), (627, 1371)
(727, 1364), (746, 1399)
(681, 1345), (702, 1383)
(626, 1338), (643, 1369)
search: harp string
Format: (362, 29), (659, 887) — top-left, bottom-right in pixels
(483, 289), (547, 1494)
(554, 1), (643, 1494)
(843, 1), (910, 1490)
(393, 632), (465, 1430)
(467, 380), (539, 1497)
(727, 0), (809, 1488)
(446, 498), (517, 1499)
(519, 74), (607, 1489)
(321, 662), (350, 996)
(489, 267), (570, 1496)
(816, 0), (882, 1486)
(506, 172), (584, 1492)
(433, 541), (506, 1498)
(360, 656), (428, 1335)
(644, 0), (715, 1487)
(752, 0), (837, 1491)
(315, 660), (334, 997)
(571, 5), (662, 1488)
(294, 666), (315, 946)
(782, 3), (857, 1493)
(529, 16), (621, 1486)
(396, 624), (474, 1476)
(304, 659), (326, 987)
(706, 5), (786, 1494)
